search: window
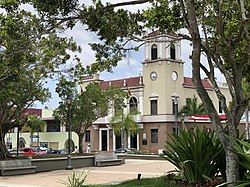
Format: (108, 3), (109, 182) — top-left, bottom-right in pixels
(151, 129), (158, 143)
(172, 100), (178, 115)
(85, 130), (90, 142)
(170, 44), (176, 60)
(47, 120), (60, 132)
(219, 101), (223, 113)
(142, 139), (147, 145)
(150, 100), (158, 115)
(129, 97), (138, 114)
(151, 44), (158, 60)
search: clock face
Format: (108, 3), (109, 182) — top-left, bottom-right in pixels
(172, 71), (178, 81)
(150, 71), (157, 81)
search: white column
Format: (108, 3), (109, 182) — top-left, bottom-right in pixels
(159, 42), (163, 59)
(139, 93), (143, 115)
(162, 42), (166, 59)
(127, 134), (131, 148)
(166, 42), (170, 58)
(177, 41), (181, 60)
(113, 131), (116, 151)
(145, 43), (149, 60)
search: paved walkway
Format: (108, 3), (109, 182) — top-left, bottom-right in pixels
(0, 159), (175, 187)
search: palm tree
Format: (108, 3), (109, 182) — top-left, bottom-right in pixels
(179, 95), (207, 117)
(179, 95), (207, 127)
(22, 115), (46, 147)
(110, 111), (138, 149)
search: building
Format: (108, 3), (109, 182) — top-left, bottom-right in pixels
(5, 32), (248, 153)
(80, 32), (246, 154)
(6, 109), (78, 151)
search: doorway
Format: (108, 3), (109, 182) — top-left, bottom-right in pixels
(115, 135), (121, 149)
(130, 134), (137, 149)
(101, 130), (108, 151)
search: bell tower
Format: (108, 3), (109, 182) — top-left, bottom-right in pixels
(142, 31), (184, 116)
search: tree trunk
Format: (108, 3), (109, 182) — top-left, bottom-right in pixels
(0, 132), (12, 159)
(225, 143), (239, 185)
(78, 133), (84, 154)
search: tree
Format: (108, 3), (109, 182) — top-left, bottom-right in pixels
(179, 95), (207, 117)
(110, 111), (138, 149)
(54, 77), (127, 153)
(12, 0), (249, 183)
(22, 115), (46, 147)
(0, 3), (79, 158)
(179, 95), (207, 128)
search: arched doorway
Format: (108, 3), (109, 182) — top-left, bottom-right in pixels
(64, 139), (75, 152)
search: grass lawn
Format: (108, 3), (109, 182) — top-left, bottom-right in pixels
(89, 176), (180, 187)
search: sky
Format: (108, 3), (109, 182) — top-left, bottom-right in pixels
(2, 1), (225, 109)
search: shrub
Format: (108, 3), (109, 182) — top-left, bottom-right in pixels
(62, 170), (89, 187)
(162, 128), (225, 184)
(233, 139), (250, 187)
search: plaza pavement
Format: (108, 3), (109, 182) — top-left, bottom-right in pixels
(0, 159), (175, 187)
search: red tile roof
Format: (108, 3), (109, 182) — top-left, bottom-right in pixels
(23, 108), (42, 117)
(100, 77), (143, 90)
(99, 76), (213, 90)
(183, 77), (213, 90)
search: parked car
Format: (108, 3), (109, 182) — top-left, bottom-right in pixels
(115, 148), (140, 154)
(47, 149), (61, 154)
(115, 148), (127, 154)
(22, 147), (47, 157)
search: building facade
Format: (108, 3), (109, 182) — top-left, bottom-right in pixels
(6, 109), (79, 151)
(80, 32), (246, 154)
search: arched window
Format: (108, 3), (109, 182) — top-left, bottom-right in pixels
(19, 137), (26, 148)
(151, 44), (158, 60)
(170, 44), (176, 60)
(129, 97), (138, 114)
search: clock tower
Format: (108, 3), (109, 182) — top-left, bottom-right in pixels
(142, 31), (184, 116)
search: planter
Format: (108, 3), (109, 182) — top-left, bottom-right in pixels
(31, 156), (94, 172)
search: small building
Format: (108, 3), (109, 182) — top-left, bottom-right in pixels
(6, 109), (78, 151)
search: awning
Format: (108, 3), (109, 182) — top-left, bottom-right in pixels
(188, 114), (227, 121)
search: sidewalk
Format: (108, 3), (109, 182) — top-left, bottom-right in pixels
(0, 159), (175, 187)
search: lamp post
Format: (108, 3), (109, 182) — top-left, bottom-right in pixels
(172, 93), (179, 134)
(66, 95), (73, 170)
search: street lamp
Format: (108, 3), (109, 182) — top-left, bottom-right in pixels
(172, 93), (179, 134)
(66, 95), (73, 170)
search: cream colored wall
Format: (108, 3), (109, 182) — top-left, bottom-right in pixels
(142, 35), (232, 114)
(42, 109), (54, 118)
(143, 60), (184, 115)
(7, 132), (78, 150)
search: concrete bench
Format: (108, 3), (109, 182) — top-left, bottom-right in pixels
(0, 159), (36, 176)
(94, 152), (124, 167)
